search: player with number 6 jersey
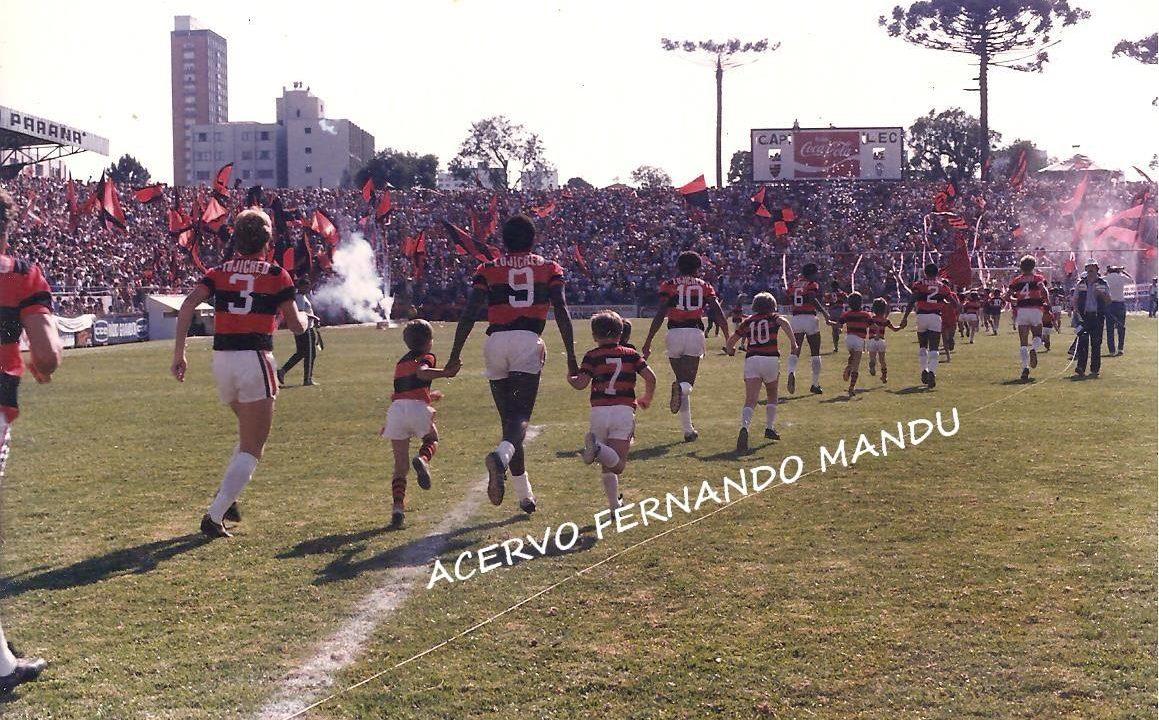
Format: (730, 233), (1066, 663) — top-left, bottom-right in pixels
(571, 311), (656, 511)
(446, 214), (578, 515)
(171, 209), (306, 539)
(784, 263), (832, 396)
(640, 251), (728, 443)
(723, 292), (797, 452)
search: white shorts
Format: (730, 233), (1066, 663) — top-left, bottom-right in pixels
(845, 335), (866, 352)
(666, 327), (706, 359)
(915, 313), (942, 334)
(483, 330), (546, 380)
(589, 404), (636, 442)
(961, 313), (978, 323)
(212, 350), (278, 404)
(381, 399), (436, 441)
(867, 338), (887, 354)
(743, 355), (781, 382)
(1042, 325), (1053, 336)
(789, 314), (820, 335)
(1015, 308), (1043, 328)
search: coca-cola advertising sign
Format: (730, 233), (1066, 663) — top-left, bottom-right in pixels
(793, 131), (861, 178)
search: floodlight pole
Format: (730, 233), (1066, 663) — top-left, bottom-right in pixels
(715, 55), (724, 188)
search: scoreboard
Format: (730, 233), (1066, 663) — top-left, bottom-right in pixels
(751, 127), (904, 181)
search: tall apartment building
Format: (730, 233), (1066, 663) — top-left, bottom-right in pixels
(170, 16), (228, 184)
(189, 84), (373, 189)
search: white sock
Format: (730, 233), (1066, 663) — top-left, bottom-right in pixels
(1032, 336), (1043, 352)
(208, 451), (259, 523)
(766, 403), (777, 430)
(0, 619), (16, 675)
(741, 406), (754, 428)
(679, 384), (693, 433)
(928, 351), (939, 374)
(1019, 346), (1030, 369)
(511, 472), (533, 501)
(787, 354), (799, 374)
(596, 443), (621, 468)
(601, 472), (619, 508)
(496, 440), (515, 467)
(810, 356), (822, 385)
(918, 348), (927, 369)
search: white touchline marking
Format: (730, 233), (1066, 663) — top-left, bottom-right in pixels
(253, 426), (543, 720)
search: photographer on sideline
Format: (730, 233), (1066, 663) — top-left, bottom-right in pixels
(277, 279), (321, 387)
(1071, 259), (1111, 378)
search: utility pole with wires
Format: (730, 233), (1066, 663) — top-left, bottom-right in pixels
(660, 38), (779, 188)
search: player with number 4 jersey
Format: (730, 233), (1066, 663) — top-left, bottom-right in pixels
(724, 292), (797, 452)
(641, 251), (728, 443)
(446, 214), (578, 515)
(171, 209), (306, 540)
(1005, 255), (1051, 381)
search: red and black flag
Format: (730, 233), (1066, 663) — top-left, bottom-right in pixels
(441, 219), (494, 262)
(946, 214), (969, 230)
(939, 233), (972, 288)
(375, 187), (393, 224)
(402, 230), (428, 280)
(677, 175), (710, 210)
(529, 200), (555, 218)
(212, 163), (233, 201)
(133, 183), (165, 204)
(572, 244), (591, 277)
(99, 174), (127, 233)
(1058, 172), (1089, 215)
(751, 186), (772, 218)
(168, 190), (194, 249)
(1010, 220), (1023, 239)
(1009, 149), (1027, 190)
(201, 196), (229, 232)
(309, 209), (340, 247)
(932, 178), (958, 213)
(361, 177), (375, 204)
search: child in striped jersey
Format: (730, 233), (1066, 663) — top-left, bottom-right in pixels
(826, 291), (875, 397)
(381, 319), (459, 527)
(570, 311), (657, 510)
(866, 297), (903, 383)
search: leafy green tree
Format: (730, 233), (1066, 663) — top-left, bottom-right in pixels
(907, 108), (1001, 180)
(881, 1), (1089, 179)
(629, 165), (672, 190)
(451, 116), (551, 191)
(356, 149), (438, 190)
(565, 177), (594, 189)
(107, 154), (150, 186)
(727, 150), (752, 184)
(996, 138), (1049, 176)
(1113, 33), (1157, 64)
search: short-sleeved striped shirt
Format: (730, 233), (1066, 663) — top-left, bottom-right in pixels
(0, 256), (53, 422)
(199, 256), (296, 351)
(472, 253), (564, 335)
(579, 344), (647, 408)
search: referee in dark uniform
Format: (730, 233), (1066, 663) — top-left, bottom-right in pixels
(277, 280), (320, 386)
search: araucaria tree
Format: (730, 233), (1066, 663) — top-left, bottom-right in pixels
(450, 116), (552, 191)
(881, 1), (1089, 179)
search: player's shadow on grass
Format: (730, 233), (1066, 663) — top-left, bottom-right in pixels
(887, 386), (930, 395)
(290, 515), (527, 585)
(999, 378), (1037, 386)
(0, 534), (210, 599)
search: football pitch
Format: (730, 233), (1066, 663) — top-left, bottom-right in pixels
(2, 318), (1155, 719)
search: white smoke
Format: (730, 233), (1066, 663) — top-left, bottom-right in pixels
(318, 119), (338, 135)
(312, 232), (393, 323)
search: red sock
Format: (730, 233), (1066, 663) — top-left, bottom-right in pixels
(391, 476), (407, 504)
(419, 439), (437, 462)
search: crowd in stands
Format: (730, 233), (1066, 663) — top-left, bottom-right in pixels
(2, 171), (1153, 320)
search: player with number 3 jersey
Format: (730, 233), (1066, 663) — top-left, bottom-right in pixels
(446, 214), (578, 515)
(171, 209), (306, 539)
(723, 292), (797, 452)
(641, 251), (728, 443)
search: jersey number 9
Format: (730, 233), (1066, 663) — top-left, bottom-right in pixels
(508, 268), (534, 308)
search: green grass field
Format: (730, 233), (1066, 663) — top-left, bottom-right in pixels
(1, 317), (1155, 719)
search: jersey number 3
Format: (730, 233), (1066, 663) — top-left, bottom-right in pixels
(227, 274), (255, 315)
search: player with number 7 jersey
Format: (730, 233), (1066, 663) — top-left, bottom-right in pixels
(446, 214), (578, 516)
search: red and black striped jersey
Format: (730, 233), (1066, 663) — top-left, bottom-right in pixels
(392, 351), (436, 402)
(0, 256), (53, 423)
(838, 309), (874, 338)
(472, 253), (564, 335)
(735, 312), (782, 357)
(659, 276), (717, 329)
(199, 257), (295, 351)
(824, 289), (848, 312)
(941, 291), (960, 321)
(787, 277), (821, 315)
(962, 300), (982, 313)
(867, 314), (890, 340)
(579, 344), (647, 408)
(729, 305), (744, 323)
(911, 278), (953, 314)
(1008, 273), (1049, 308)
